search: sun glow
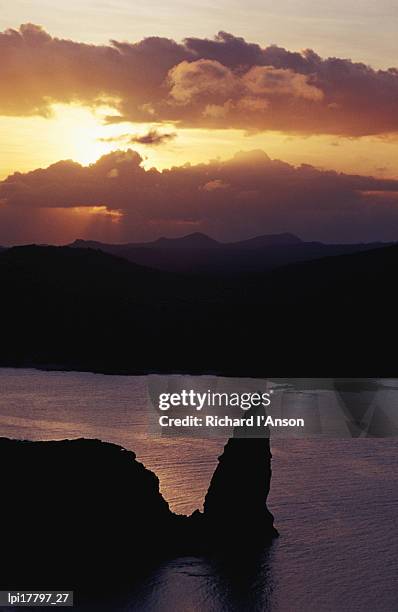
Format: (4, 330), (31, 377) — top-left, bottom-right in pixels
(0, 104), (112, 178)
(73, 206), (123, 220)
(1, 102), (398, 182)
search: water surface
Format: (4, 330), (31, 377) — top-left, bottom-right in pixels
(0, 368), (397, 611)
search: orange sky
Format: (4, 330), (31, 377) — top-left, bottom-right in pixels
(1, 5), (397, 244)
(1, 103), (398, 181)
(1, 17), (398, 180)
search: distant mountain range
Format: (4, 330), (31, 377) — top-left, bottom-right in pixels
(72, 231), (302, 250)
(1, 241), (397, 376)
(70, 232), (393, 275)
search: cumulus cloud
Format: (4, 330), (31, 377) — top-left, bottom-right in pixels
(242, 66), (324, 101)
(1, 149), (398, 244)
(168, 59), (238, 104)
(1, 25), (398, 135)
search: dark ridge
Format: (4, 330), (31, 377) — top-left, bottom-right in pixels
(150, 232), (221, 249)
(228, 232), (302, 248)
(68, 234), (393, 276)
(1, 242), (398, 376)
(71, 232), (221, 250)
(70, 231), (302, 251)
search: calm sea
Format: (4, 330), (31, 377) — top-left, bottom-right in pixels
(0, 368), (397, 612)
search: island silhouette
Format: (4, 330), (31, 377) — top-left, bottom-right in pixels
(0, 405), (276, 602)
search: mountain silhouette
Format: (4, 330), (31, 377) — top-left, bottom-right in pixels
(229, 232), (302, 248)
(72, 232), (221, 251)
(69, 233), (392, 275)
(71, 231), (302, 251)
(144, 232), (221, 249)
(1, 242), (397, 376)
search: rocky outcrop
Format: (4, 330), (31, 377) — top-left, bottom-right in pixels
(203, 407), (277, 545)
(0, 423), (276, 591)
(1, 437), (178, 589)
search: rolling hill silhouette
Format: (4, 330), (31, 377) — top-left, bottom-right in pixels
(70, 233), (391, 275)
(71, 231), (301, 251)
(1, 242), (397, 376)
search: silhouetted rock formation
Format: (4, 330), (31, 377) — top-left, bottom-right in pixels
(204, 408), (277, 544)
(0, 431), (276, 592)
(1, 438), (176, 590)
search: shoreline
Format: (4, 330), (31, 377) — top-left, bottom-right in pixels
(0, 362), (393, 380)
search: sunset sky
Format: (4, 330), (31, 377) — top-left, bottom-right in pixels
(1, 1), (398, 244)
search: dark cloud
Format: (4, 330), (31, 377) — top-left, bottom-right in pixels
(1, 25), (398, 135)
(99, 129), (177, 146)
(129, 129), (176, 145)
(1, 149), (398, 244)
